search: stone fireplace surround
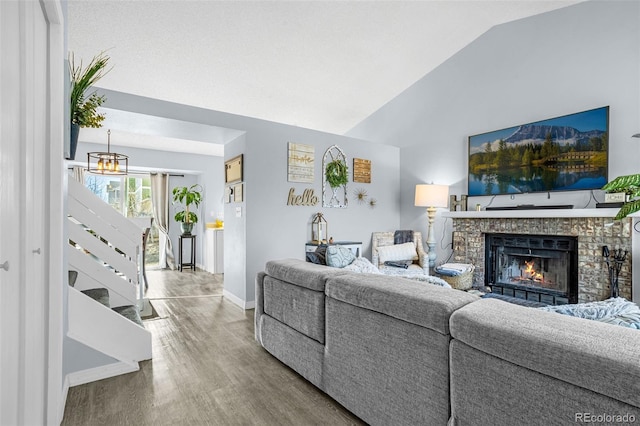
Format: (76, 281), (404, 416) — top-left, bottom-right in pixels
(444, 208), (635, 303)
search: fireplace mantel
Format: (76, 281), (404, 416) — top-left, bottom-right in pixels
(443, 208), (620, 219)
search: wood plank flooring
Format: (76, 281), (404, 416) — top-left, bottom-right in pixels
(62, 269), (363, 425)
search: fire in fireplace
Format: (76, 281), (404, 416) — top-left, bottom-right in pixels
(485, 234), (578, 305)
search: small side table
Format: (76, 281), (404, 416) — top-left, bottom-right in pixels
(179, 234), (196, 272)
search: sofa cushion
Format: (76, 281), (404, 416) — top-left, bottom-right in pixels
(376, 241), (417, 263)
(450, 298), (640, 409)
(263, 276), (325, 343)
(325, 245), (356, 268)
(324, 297), (451, 425)
(258, 315), (324, 388)
(325, 273), (478, 335)
(265, 258), (346, 292)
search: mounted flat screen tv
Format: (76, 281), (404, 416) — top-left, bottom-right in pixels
(468, 106), (609, 197)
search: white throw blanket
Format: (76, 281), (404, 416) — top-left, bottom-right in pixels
(342, 257), (452, 288)
(538, 297), (640, 330)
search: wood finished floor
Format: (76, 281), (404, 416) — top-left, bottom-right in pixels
(62, 269), (363, 426)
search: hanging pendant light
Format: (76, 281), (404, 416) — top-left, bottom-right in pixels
(87, 129), (128, 175)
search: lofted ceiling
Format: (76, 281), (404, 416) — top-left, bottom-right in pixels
(67, 0), (582, 155)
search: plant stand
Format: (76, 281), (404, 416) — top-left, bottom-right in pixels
(179, 234), (197, 272)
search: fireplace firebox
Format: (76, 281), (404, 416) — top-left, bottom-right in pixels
(485, 234), (578, 305)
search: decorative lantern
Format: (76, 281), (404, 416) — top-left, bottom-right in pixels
(311, 212), (328, 244)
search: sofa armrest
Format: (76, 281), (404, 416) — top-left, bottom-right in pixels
(265, 258), (346, 291)
(413, 233), (429, 274)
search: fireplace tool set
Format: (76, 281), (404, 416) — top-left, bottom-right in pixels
(602, 245), (628, 298)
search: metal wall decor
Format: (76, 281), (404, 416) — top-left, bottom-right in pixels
(288, 142), (314, 183)
(322, 145), (348, 208)
(287, 188), (319, 206)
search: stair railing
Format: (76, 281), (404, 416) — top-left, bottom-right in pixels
(67, 178), (144, 307)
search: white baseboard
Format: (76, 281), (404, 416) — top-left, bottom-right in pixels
(66, 361), (139, 388)
(223, 289), (255, 310)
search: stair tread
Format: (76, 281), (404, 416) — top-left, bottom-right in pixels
(112, 305), (144, 328)
(69, 270), (78, 287)
(81, 288), (110, 308)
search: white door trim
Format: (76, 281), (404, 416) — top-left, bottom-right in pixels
(40, 0), (66, 424)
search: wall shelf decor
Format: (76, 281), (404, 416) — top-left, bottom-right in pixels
(225, 154), (243, 184)
(322, 145), (348, 208)
(353, 158), (371, 183)
(288, 142), (314, 183)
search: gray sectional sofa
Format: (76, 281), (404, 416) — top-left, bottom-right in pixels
(255, 259), (640, 425)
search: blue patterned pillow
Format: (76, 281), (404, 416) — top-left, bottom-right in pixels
(326, 245), (356, 268)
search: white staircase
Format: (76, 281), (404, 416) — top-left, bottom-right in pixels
(66, 178), (152, 379)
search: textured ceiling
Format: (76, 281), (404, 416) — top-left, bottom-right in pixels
(67, 0), (581, 152)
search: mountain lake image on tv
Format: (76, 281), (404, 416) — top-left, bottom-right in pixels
(468, 106), (609, 196)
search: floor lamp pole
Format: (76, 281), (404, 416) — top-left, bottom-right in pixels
(426, 206), (437, 269)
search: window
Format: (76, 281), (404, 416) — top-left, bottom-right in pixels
(84, 173), (159, 267)
(84, 174), (152, 218)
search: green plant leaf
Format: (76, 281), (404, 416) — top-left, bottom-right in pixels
(172, 184), (203, 223)
(614, 199), (640, 220)
(69, 51), (112, 127)
(325, 159), (348, 188)
(602, 174), (640, 193)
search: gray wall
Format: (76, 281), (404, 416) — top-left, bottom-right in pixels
(239, 124), (400, 307)
(347, 0), (640, 264)
(222, 135), (247, 303)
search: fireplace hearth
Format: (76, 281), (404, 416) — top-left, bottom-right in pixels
(485, 234), (578, 305)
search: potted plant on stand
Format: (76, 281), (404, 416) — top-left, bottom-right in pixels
(173, 184), (203, 235)
(68, 51), (111, 160)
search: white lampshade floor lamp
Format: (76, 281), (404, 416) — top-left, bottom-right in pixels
(415, 183), (449, 269)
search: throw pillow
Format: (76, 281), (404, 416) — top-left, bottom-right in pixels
(315, 244), (328, 265)
(305, 252), (323, 265)
(377, 241), (417, 264)
(326, 245), (356, 268)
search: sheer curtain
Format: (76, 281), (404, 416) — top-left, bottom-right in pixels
(150, 173), (176, 270)
(71, 166), (85, 183)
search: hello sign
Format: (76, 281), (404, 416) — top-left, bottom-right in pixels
(287, 188), (319, 206)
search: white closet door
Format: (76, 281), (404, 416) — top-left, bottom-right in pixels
(0, 1), (62, 424)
